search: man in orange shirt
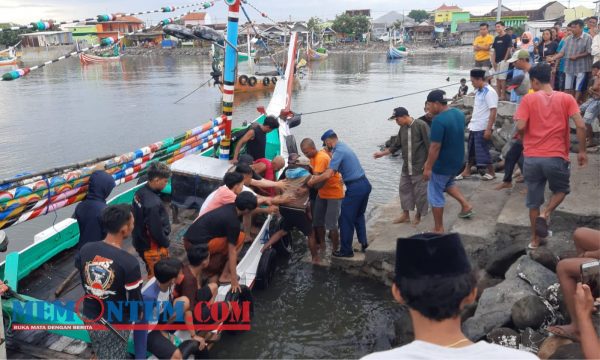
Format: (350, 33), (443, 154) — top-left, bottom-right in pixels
(515, 63), (588, 250)
(473, 23), (494, 70)
(300, 138), (344, 254)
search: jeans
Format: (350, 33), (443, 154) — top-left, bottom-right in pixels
(339, 177), (371, 254)
(503, 141), (524, 183)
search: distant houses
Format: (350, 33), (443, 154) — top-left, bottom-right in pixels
(182, 12), (212, 27)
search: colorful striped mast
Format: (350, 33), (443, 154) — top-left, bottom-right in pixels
(219, 0), (241, 160)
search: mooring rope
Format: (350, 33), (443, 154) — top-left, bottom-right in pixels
(0, 2), (213, 33)
(174, 77), (215, 104)
(241, 0), (278, 26)
(298, 82), (461, 116)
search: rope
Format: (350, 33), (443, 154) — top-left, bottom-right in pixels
(241, 0), (278, 25)
(299, 82), (460, 116)
(174, 77), (214, 104)
(0, 2), (210, 32)
(239, 4), (283, 76)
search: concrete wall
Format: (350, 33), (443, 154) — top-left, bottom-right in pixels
(20, 45), (76, 62)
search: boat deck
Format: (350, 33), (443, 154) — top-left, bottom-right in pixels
(6, 206), (202, 358)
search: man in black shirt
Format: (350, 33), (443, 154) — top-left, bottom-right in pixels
(76, 204), (143, 359)
(231, 115), (280, 163)
(132, 162), (172, 278)
(491, 21), (513, 100)
(73, 170), (115, 248)
(183, 191), (258, 293)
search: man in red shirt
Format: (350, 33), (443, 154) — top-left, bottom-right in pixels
(515, 63), (588, 249)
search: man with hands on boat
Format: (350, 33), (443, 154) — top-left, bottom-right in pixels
(230, 115), (280, 164)
(132, 162), (172, 278)
(183, 191), (258, 293)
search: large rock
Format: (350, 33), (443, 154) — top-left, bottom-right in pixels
(520, 327), (547, 354)
(538, 337), (574, 360)
(485, 244), (526, 277)
(486, 327), (519, 349)
(511, 295), (552, 330)
(549, 343), (584, 359)
(463, 256), (558, 340)
(529, 247), (560, 272)
(461, 302), (478, 322)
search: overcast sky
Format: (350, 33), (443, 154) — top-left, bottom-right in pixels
(0, 0), (597, 25)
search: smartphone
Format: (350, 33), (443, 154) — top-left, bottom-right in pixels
(581, 260), (600, 299)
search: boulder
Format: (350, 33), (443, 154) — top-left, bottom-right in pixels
(538, 337), (573, 360)
(486, 327), (519, 349)
(520, 327), (547, 354)
(461, 302), (478, 323)
(463, 256), (558, 340)
(476, 272), (503, 301)
(492, 131), (508, 151)
(549, 343), (584, 359)
(529, 247), (560, 272)
(511, 295), (552, 330)
(485, 244), (526, 277)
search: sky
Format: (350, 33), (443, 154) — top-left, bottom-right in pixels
(0, 0), (597, 25)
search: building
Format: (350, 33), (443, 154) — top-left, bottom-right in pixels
(488, 1), (565, 21)
(372, 11), (415, 37)
(95, 15), (144, 42)
(61, 23), (100, 47)
(182, 12), (212, 27)
(434, 4), (464, 23)
(125, 31), (164, 47)
(408, 24), (435, 43)
(457, 21), (496, 45)
(19, 31), (73, 47)
(345, 9), (371, 18)
(563, 5), (595, 23)
(322, 27), (337, 44)
(525, 21), (558, 39)
(450, 11), (471, 33)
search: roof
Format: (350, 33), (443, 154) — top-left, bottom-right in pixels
(436, 3), (463, 11)
(109, 15), (144, 23)
(539, 1), (566, 12)
(182, 12), (207, 21)
(456, 21), (495, 32)
(373, 11), (415, 26)
(126, 31), (164, 37)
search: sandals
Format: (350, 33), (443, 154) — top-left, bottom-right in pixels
(481, 173), (496, 181)
(458, 209), (474, 218)
(455, 174), (468, 180)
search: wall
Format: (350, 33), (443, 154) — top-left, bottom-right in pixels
(20, 45), (76, 62)
(543, 2), (566, 20)
(564, 6), (595, 23)
(435, 11), (452, 23)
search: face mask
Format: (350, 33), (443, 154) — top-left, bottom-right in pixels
(522, 39), (530, 44)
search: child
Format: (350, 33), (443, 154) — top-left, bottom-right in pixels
(374, 107), (430, 224)
(453, 78), (469, 100)
(580, 61), (600, 147)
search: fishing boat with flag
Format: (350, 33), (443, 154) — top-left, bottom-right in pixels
(0, 1), (302, 357)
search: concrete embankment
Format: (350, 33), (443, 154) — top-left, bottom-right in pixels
(330, 97), (600, 357)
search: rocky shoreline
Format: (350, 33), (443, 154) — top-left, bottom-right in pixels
(330, 96), (600, 359)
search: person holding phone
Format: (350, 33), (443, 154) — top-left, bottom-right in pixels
(549, 227), (600, 341)
(574, 283), (600, 359)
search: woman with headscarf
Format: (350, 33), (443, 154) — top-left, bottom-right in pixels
(518, 31), (535, 63)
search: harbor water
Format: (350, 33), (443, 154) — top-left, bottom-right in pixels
(0, 51), (473, 358)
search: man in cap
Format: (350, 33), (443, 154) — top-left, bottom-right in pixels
(506, 49), (532, 104)
(361, 233), (538, 359)
(308, 130), (371, 257)
(374, 107), (430, 225)
(456, 69), (498, 181)
(423, 90), (473, 234)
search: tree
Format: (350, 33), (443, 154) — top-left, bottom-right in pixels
(352, 15), (370, 36)
(331, 13), (354, 35)
(307, 17), (322, 34)
(408, 9), (429, 23)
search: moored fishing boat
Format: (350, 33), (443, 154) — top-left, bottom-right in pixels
(0, 48), (17, 66)
(0, 10), (300, 359)
(79, 52), (122, 65)
(387, 45), (408, 60)
(307, 46), (328, 61)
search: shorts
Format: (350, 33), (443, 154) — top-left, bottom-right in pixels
(88, 326), (130, 360)
(564, 72), (587, 91)
(280, 206), (312, 236)
(580, 98), (600, 124)
(312, 195), (342, 230)
(427, 172), (456, 208)
(495, 60), (509, 80)
(475, 59), (492, 69)
(467, 130), (493, 166)
(147, 330), (177, 359)
(524, 157), (571, 209)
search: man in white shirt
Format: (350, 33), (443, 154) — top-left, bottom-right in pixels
(456, 68), (498, 181)
(361, 233), (538, 360)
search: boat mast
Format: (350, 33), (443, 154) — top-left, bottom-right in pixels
(220, 0), (241, 161)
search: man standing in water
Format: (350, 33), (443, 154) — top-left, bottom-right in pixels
(423, 90), (473, 233)
(132, 162), (172, 278)
(361, 233), (537, 359)
(308, 130), (371, 257)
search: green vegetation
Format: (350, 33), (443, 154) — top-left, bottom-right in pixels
(307, 17), (323, 34)
(408, 9), (430, 23)
(332, 14), (370, 38)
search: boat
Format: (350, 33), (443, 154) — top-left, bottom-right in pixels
(220, 73), (280, 93)
(1, 24), (301, 360)
(79, 44), (122, 65)
(0, 48), (17, 66)
(387, 45), (408, 60)
(237, 49), (256, 62)
(307, 46), (328, 61)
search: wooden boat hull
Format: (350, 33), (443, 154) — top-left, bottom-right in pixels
(307, 48), (328, 61)
(387, 46), (408, 59)
(79, 53), (122, 65)
(219, 75), (279, 93)
(0, 57), (17, 66)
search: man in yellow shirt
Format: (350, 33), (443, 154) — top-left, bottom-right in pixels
(473, 23), (494, 69)
(300, 138), (344, 255)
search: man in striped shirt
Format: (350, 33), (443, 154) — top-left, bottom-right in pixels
(549, 19), (593, 102)
(374, 107), (430, 225)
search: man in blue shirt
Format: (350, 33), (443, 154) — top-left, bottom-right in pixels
(308, 130), (371, 257)
(423, 90), (473, 233)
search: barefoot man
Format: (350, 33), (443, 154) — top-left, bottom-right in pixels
(422, 90), (473, 233)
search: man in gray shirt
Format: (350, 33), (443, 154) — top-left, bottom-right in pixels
(549, 19), (593, 102)
(374, 107), (430, 225)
